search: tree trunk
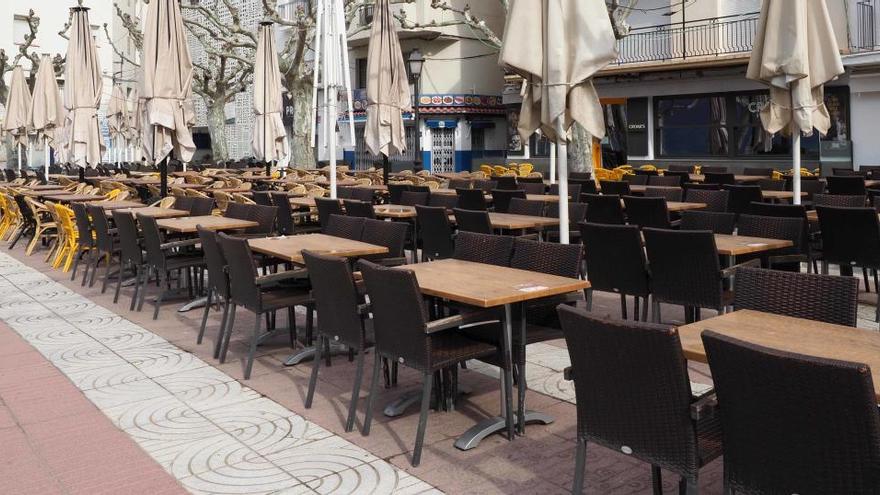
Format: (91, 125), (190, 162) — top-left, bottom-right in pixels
(570, 123), (593, 173)
(206, 98), (229, 162)
(286, 79), (316, 168)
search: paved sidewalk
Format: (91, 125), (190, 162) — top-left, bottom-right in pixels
(0, 321), (186, 495)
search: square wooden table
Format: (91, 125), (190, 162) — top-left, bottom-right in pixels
(248, 233), (388, 264)
(155, 215), (258, 233)
(373, 205), (417, 219)
(689, 174), (764, 183)
(42, 194), (105, 203)
(109, 207), (190, 219)
(713, 234), (793, 258)
(667, 201), (707, 212)
(447, 212), (559, 230)
(677, 310), (880, 401)
(400, 258), (590, 449)
(761, 191), (807, 201)
(86, 200), (146, 211)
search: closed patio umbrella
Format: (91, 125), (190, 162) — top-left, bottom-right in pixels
(107, 83), (128, 166)
(29, 54), (65, 177)
(4, 65), (32, 170)
(252, 21), (288, 176)
(364, 0), (411, 185)
(127, 87), (141, 162)
(140, 0), (196, 196)
(500, 0), (617, 243)
(747, 0), (843, 205)
(64, 6), (104, 174)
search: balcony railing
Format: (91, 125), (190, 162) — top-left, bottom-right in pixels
(614, 12), (760, 65)
(854, 1), (877, 52)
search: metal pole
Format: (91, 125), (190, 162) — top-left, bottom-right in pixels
(549, 141), (556, 184)
(557, 141), (569, 244)
(413, 76), (422, 172)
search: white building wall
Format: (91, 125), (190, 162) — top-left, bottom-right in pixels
(848, 73), (880, 168)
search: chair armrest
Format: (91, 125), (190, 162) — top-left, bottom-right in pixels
(160, 238), (200, 250)
(255, 269), (309, 286)
(721, 258), (761, 278)
(690, 393), (718, 421)
(425, 309), (500, 334)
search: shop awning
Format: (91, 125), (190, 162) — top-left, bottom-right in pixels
(426, 119), (457, 129)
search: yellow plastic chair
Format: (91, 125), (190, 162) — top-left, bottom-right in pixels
(518, 163), (534, 176)
(53, 204), (79, 272)
(480, 165), (494, 177)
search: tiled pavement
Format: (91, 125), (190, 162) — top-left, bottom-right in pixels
(4, 238), (879, 494)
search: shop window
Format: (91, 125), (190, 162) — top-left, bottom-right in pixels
(656, 96), (728, 156)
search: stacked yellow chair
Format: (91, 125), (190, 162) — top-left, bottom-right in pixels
(52, 204), (79, 272)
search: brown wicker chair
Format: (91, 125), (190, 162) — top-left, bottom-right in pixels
(559, 306), (721, 495)
(702, 331), (880, 494)
(580, 222), (651, 320)
(685, 189), (729, 213)
(452, 231), (514, 267)
(736, 214), (806, 269)
(733, 266), (859, 326)
(325, 214), (365, 240)
(679, 210), (736, 234)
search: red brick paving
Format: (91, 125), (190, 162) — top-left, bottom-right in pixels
(0, 322), (186, 495)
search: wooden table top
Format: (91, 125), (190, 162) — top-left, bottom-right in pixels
(399, 258), (590, 308)
(761, 190), (808, 200)
(628, 185), (680, 194)
(155, 215), (258, 233)
(86, 200), (146, 210)
(109, 207), (190, 219)
(170, 183), (209, 190)
(289, 197), (318, 209)
(42, 194), (105, 202)
(447, 212), (559, 230)
(248, 233), (388, 264)
(689, 174), (765, 183)
(19, 189), (73, 198)
(677, 310), (880, 400)
(23, 185), (67, 191)
(667, 201), (707, 212)
(374, 205), (417, 218)
(713, 234), (793, 256)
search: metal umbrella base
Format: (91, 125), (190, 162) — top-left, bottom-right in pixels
(454, 411), (554, 451)
(283, 342), (348, 366)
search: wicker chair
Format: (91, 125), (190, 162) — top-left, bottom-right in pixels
(737, 214), (806, 269)
(545, 202), (588, 242)
(813, 193), (866, 207)
(173, 196), (194, 213)
(685, 189), (729, 213)
(644, 186), (683, 202)
(315, 197), (344, 231)
(649, 175), (684, 188)
(110, 210), (146, 309)
(733, 266), (859, 326)
(580, 222), (651, 320)
(387, 183), (409, 204)
(324, 214), (365, 240)
(723, 185), (762, 218)
(705, 172), (736, 186)
(474, 179), (497, 193)
(453, 231), (514, 267)
(623, 196), (672, 229)
(623, 174), (649, 186)
(428, 193), (458, 209)
(519, 182), (546, 195)
(827, 176), (867, 196)
(583, 193), (625, 225)
(455, 188), (487, 211)
(189, 197), (215, 216)
(348, 187), (376, 202)
(196, 226), (232, 358)
(702, 331), (880, 494)
(23, 197), (56, 256)
(679, 210), (736, 234)
(757, 179), (785, 191)
(549, 183), (582, 199)
(491, 189), (526, 213)
(302, 250), (373, 431)
(359, 218), (409, 266)
(644, 227), (757, 323)
(358, 260), (496, 466)
(69, 203), (95, 285)
(599, 180), (631, 196)
(416, 205), (454, 261)
(453, 208), (493, 234)
(508, 198), (545, 217)
(559, 306), (721, 495)
(216, 233), (312, 379)
(343, 199), (375, 219)
(399, 190), (429, 207)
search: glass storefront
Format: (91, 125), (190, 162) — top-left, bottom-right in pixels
(654, 87), (849, 159)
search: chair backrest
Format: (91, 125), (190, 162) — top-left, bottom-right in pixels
(343, 199), (375, 219)
(648, 175), (683, 188)
(723, 185), (763, 216)
(217, 233), (261, 310)
(70, 202), (94, 247)
(623, 196), (670, 229)
(667, 164), (694, 173)
(495, 176), (518, 190)
(361, 218), (408, 258)
(428, 193), (458, 209)
(623, 174), (649, 185)
(705, 172), (736, 185)
(271, 192), (296, 235)
(583, 193), (625, 225)
(399, 190), (430, 207)
(491, 189), (526, 213)
(252, 191), (273, 206)
(325, 214), (365, 240)
(303, 250), (364, 347)
(87, 204), (114, 252)
(358, 260), (431, 369)
(573, 179), (599, 195)
(348, 187), (376, 202)
(599, 180), (631, 196)
(643, 186), (683, 202)
(453, 231), (514, 267)
(702, 331), (880, 494)
(510, 237), (582, 278)
(742, 167), (773, 176)
(245, 204), (277, 235)
(557, 305), (699, 472)
(813, 193), (866, 207)
(580, 222), (650, 297)
(643, 227), (722, 308)
(737, 214), (804, 256)
(197, 225), (229, 299)
(111, 210), (143, 265)
(315, 197), (344, 230)
(416, 205), (454, 261)
(546, 201), (587, 225)
(757, 178), (785, 191)
(828, 175), (867, 196)
(508, 198), (546, 217)
(817, 206), (880, 267)
(189, 197), (215, 216)
(679, 210), (736, 234)
(173, 196), (194, 212)
(455, 188), (487, 211)
(453, 208), (493, 234)
(548, 183), (582, 200)
(734, 266), (858, 326)
(700, 165), (728, 174)
(474, 179), (497, 192)
(224, 201), (251, 220)
(136, 214), (169, 270)
(519, 182), (546, 195)
(448, 178), (472, 190)
(387, 183), (409, 204)
(685, 189), (729, 212)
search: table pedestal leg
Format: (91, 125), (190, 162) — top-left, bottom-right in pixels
(283, 342), (348, 366)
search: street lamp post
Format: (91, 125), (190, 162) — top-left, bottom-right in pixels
(408, 48), (425, 172)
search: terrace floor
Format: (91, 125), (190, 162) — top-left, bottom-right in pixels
(1, 243), (877, 494)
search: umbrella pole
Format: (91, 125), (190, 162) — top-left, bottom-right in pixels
(549, 143), (556, 184)
(557, 141), (569, 244)
(44, 137), (50, 179)
(382, 155), (390, 187)
(793, 131), (801, 205)
(17, 143), (22, 171)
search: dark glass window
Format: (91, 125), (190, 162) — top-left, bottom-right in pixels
(656, 96), (728, 156)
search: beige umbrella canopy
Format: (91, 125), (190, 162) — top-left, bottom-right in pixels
(747, 0), (844, 204)
(364, 0), (411, 167)
(127, 87), (140, 156)
(4, 65), (32, 149)
(29, 54), (65, 149)
(107, 84), (128, 148)
(252, 22), (288, 164)
(64, 7), (104, 168)
(139, 0), (195, 166)
(499, 0), (617, 244)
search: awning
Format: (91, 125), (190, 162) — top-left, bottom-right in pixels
(426, 119), (457, 129)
